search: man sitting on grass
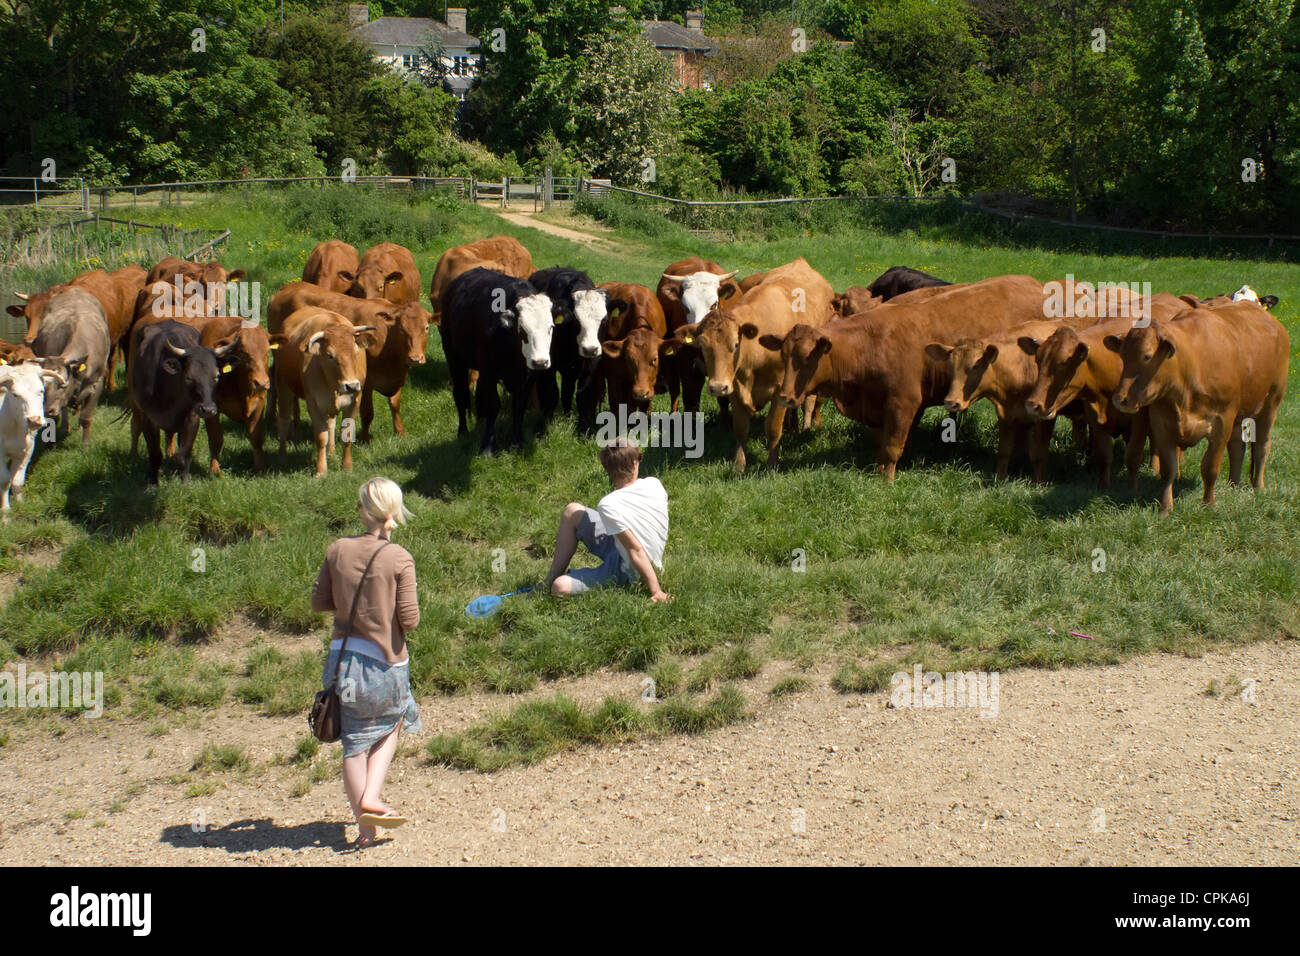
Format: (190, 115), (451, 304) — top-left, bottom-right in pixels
(545, 438), (671, 603)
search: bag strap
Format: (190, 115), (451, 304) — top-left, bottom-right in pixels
(330, 539), (390, 686)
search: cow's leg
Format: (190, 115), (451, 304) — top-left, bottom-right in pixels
(663, 359), (682, 413)
(536, 372), (559, 434)
(388, 388), (405, 436)
(206, 415), (225, 476)
(8, 436), (36, 503)
(312, 404), (332, 476)
(765, 401), (787, 468)
(877, 398), (920, 482)
(276, 383), (294, 461)
(994, 417), (1015, 480)
(717, 396), (732, 431)
(730, 403), (752, 473)
(1125, 413), (1148, 490)
(1091, 424), (1115, 490)
(1226, 425), (1246, 486)
(475, 376), (501, 455)
(130, 408), (144, 456)
(1154, 438), (1178, 517)
(560, 369), (576, 416)
(806, 395), (823, 430)
(359, 386), (375, 443)
(246, 400), (266, 475)
(510, 383), (531, 448)
(143, 423), (163, 485)
(1250, 399), (1279, 490)
(1200, 418), (1231, 506)
(447, 358), (472, 437)
(341, 402), (356, 472)
(575, 362), (603, 433)
(1029, 419), (1053, 484)
(78, 385), (101, 448)
(176, 414), (200, 483)
(105, 344), (118, 391)
(0, 455), (11, 512)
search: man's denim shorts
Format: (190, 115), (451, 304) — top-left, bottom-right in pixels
(568, 507), (635, 594)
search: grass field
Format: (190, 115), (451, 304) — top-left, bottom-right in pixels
(1, 186), (1297, 770)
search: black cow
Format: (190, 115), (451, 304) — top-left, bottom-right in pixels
(867, 266), (950, 301)
(528, 267), (609, 421)
(129, 319), (235, 484)
(440, 267), (556, 455)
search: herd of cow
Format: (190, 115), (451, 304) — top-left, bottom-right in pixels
(0, 233), (1290, 517)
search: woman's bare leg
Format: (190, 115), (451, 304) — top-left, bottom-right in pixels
(360, 724), (402, 816)
(342, 751), (375, 841)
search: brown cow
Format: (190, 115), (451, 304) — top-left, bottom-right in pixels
(594, 282), (670, 418)
(143, 257), (248, 322)
(429, 236), (534, 322)
(196, 317), (280, 475)
(832, 287), (882, 317)
(762, 275), (1044, 480)
(349, 242), (421, 305)
(1104, 303), (1289, 516)
(273, 308), (377, 476)
(302, 240), (360, 295)
(269, 282), (430, 439)
(667, 258), (834, 471)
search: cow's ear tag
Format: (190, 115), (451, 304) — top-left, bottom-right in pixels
(0, 359), (7, 366)
(269, 343), (279, 350)
(222, 363), (233, 373)
(682, 333), (694, 345)
(77, 363), (86, 372)
(664, 346), (675, 356)
(554, 316), (563, 325)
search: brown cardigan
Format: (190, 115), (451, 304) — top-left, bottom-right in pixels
(311, 531), (419, 663)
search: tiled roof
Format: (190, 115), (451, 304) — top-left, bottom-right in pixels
(640, 20), (714, 52)
(355, 17), (478, 50)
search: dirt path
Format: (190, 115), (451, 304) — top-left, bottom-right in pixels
(1, 638), (1296, 865)
(494, 208), (618, 247)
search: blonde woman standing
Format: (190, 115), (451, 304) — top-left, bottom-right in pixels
(312, 477), (421, 847)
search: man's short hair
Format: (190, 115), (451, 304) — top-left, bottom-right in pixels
(600, 438), (642, 483)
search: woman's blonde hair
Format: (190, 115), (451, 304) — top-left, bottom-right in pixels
(359, 477), (414, 533)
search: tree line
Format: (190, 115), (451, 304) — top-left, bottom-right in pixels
(1, 0), (1294, 231)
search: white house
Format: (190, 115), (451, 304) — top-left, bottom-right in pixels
(349, 5), (482, 100)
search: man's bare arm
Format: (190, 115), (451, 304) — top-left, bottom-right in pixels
(615, 529), (670, 602)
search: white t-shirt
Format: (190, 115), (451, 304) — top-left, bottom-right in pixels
(598, 476), (669, 574)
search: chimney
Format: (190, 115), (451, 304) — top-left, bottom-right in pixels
(685, 9), (703, 31)
(446, 7), (468, 33)
(610, 6), (627, 18)
(347, 4), (369, 29)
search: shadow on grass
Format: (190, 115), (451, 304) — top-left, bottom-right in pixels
(159, 817), (352, 854)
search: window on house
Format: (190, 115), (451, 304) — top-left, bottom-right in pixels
(453, 56), (471, 76)
(401, 53), (418, 71)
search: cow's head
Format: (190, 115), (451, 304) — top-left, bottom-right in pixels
(570, 288), (608, 359)
(0, 364), (59, 432)
(1021, 326), (1092, 419)
(925, 340), (1008, 414)
(1104, 322), (1174, 413)
(306, 324), (377, 409)
(757, 323), (829, 408)
(0, 341), (38, 366)
(604, 328), (669, 407)
(162, 336), (237, 420)
(1230, 285), (1279, 310)
(213, 326), (274, 402)
(351, 264), (404, 301)
(38, 355), (90, 419)
(660, 270), (739, 325)
(384, 303), (432, 366)
(510, 292), (556, 370)
(665, 307), (753, 397)
(7, 287), (65, 343)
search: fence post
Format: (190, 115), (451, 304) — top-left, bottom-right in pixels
(502, 176), (509, 208)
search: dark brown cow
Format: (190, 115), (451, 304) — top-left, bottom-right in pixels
(302, 240), (360, 295)
(1104, 303), (1289, 516)
(349, 242), (421, 305)
(595, 282), (670, 418)
(0, 341), (37, 365)
(762, 275), (1044, 480)
(273, 308), (378, 476)
(429, 236), (534, 323)
(268, 282), (430, 439)
(667, 258), (835, 471)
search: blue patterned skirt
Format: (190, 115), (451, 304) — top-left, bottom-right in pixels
(322, 648), (423, 758)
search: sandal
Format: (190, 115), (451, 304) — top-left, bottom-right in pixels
(358, 810), (408, 829)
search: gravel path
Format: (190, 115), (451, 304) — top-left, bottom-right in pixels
(1, 639), (1295, 865)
